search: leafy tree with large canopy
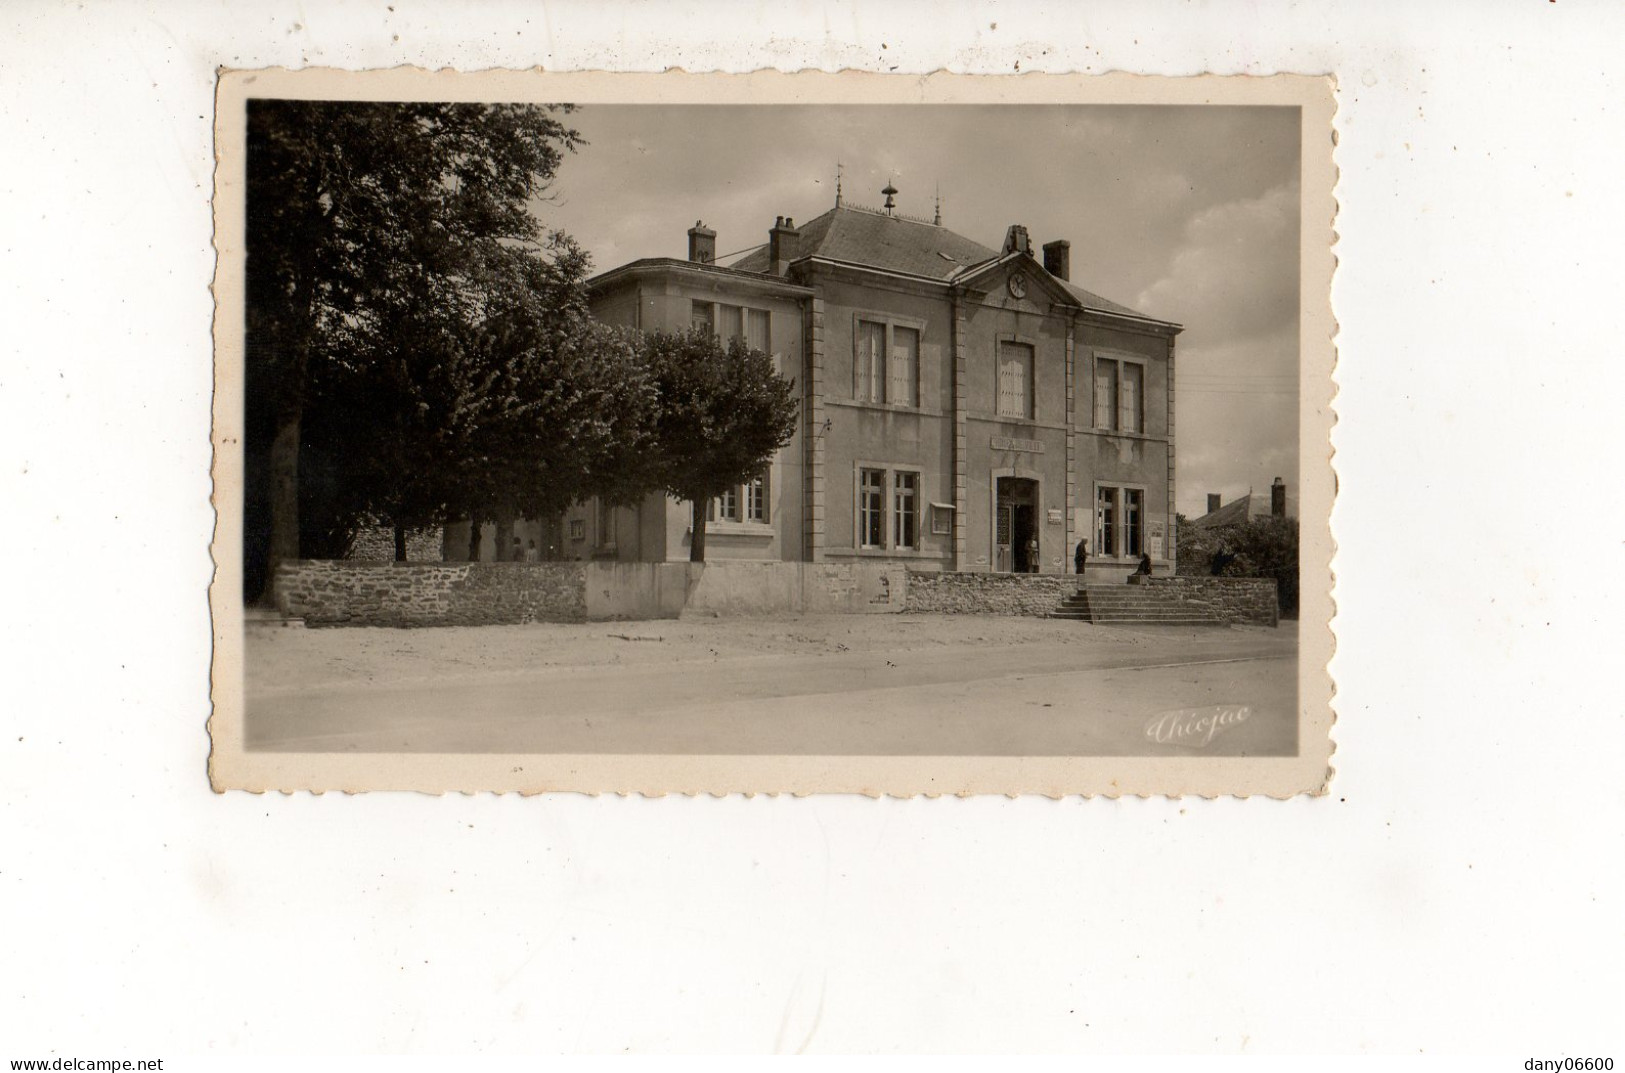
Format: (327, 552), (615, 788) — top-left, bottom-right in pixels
(244, 98), (644, 594)
(640, 330), (801, 562)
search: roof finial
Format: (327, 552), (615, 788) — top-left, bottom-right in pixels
(934, 182), (942, 226)
(882, 179), (898, 216)
(835, 161), (844, 207)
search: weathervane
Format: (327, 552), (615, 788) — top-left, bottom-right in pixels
(835, 161), (844, 206)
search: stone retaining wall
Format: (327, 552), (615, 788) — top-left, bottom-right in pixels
(275, 561), (586, 627)
(273, 560), (907, 627)
(1129, 575), (1280, 626)
(903, 571), (1078, 616)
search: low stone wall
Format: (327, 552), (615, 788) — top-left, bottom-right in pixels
(903, 571), (1079, 616)
(1129, 575), (1280, 627)
(275, 561), (586, 627)
(273, 559), (906, 626)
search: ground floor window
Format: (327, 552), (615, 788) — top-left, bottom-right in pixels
(1096, 485), (1146, 559)
(710, 466), (772, 525)
(859, 468), (885, 548)
(894, 471), (919, 549)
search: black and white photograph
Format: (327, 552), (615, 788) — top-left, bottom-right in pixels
(210, 70), (1334, 795)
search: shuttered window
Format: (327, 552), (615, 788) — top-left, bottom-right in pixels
(890, 327), (919, 407)
(856, 320), (887, 402)
(997, 342), (1033, 418)
(1121, 363), (1143, 433)
(746, 308), (771, 354)
(1094, 359), (1117, 429)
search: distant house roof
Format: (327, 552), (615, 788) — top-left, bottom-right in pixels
(726, 204), (1171, 326)
(1188, 495), (1260, 530)
(1188, 490), (1297, 529)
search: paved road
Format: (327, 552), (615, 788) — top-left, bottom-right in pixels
(247, 632), (1298, 757)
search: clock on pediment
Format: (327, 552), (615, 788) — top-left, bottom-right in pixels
(1008, 272), (1028, 298)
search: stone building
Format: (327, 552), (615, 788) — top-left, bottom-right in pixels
(563, 185), (1184, 579)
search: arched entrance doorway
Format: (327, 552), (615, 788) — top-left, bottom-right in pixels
(994, 476), (1040, 573)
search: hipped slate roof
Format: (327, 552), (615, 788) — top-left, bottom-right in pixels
(727, 204), (1163, 324)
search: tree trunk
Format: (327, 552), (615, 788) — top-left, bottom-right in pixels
(393, 524), (408, 562)
(689, 498), (707, 563)
(494, 515), (515, 562)
(267, 412), (302, 598)
(466, 517), (482, 562)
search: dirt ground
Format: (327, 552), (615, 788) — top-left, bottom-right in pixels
(242, 613), (1300, 757)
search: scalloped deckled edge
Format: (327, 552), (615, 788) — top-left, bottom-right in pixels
(207, 67), (1339, 799)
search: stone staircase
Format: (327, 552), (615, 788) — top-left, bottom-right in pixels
(1051, 583), (1227, 626)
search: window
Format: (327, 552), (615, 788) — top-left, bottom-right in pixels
(694, 302), (772, 352)
(596, 499), (617, 547)
(997, 341), (1034, 418)
(746, 308), (771, 353)
(894, 471), (919, 549)
(890, 327), (919, 407)
(857, 320), (887, 403)
(691, 300), (714, 334)
(859, 469), (885, 548)
(709, 467), (771, 526)
(1096, 487), (1117, 557)
(854, 318), (924, 406)
(1093, 360), (1117, 429)
(713, 486), (740, 522)
(1096, 486), (1146, 559)
(745, 469), (768, 523)
(1094, 356), (1145, 433)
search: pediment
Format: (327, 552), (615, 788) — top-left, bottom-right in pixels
(952, 252), (1081, 313)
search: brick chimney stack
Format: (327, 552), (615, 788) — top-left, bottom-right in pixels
(1207, 493), (1222, 515)
(1042, 239), (1071, 281)
(1271, 477), (1287, 519)
(687, 220), (716, 264)
(769, 215), (801, 276)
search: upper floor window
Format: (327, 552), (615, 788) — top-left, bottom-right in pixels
(997, 341), (1034, 419)
(694, 301), (772, 352)
(691, 300), (715, 335)
(1094, 356), (1145, 433)
(855, 318), (922, 406)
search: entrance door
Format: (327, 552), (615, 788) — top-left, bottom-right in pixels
(1012, 503), (1036, 572)
(995, 476), (1040, 573)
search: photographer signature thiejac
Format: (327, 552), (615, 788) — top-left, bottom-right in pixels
(1143, 704), (1253, 749)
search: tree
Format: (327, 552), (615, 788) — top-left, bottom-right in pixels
(1175, 513), (1300, 618)
(641, 330), (800, 562)
(244, 100), (584, 594)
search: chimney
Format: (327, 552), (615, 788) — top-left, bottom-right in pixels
(1271, 477), (1287, 519)
(769, 215), (801, 276)
(1207, 493), (1222, 515)
(687, 220), (716, 265)
(1042, 239), (1071, 281)
(1002, 224), (1032, 255)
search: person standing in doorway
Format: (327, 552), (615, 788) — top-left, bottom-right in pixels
(1025, 535), (1040, 574)
(1074, 538), (1088, 576)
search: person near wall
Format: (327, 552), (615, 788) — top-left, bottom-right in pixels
(1025, 536), (1040, 574)
(1136, 551), (1153, 576)
(1074, 538), (1088, 576)
(525, 540), (539, 563)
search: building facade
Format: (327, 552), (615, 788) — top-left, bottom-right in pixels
(568, 192), (1183, 579)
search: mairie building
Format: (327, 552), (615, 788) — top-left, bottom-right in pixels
(558, 187), (1184, 579)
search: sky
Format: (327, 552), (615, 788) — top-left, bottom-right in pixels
(538, 104), (1302, 519)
